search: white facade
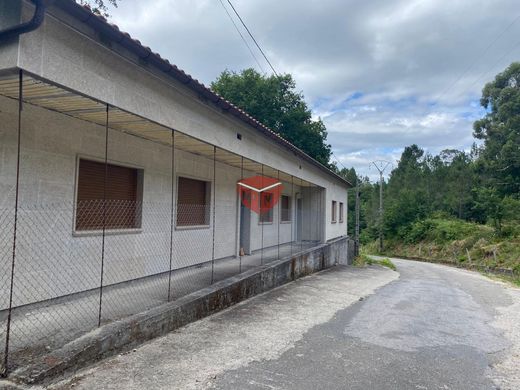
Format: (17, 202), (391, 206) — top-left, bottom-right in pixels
(0, 1), (349, 307)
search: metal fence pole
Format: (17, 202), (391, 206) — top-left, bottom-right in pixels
(167, 130), (175, 301)
(210, 146), (216, 284)
(239, 156), (243, 273)
(2, 69), (23, 376)
(300, 178), (303, 254)
(277, 170), (280, 260)
(97, 104), (109, 327)
(261, 164), (264, 265)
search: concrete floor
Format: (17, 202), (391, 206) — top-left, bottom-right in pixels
(42, 258), (520, 390)
(0, 241), (317, 370)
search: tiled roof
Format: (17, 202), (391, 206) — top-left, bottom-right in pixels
(51, 0), (350, 187)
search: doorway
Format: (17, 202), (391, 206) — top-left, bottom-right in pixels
(239, 189), (251, 255)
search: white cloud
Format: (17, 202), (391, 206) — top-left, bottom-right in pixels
(107, 0), (520, 180)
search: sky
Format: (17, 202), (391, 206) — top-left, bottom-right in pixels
(105, 0), (520, 181)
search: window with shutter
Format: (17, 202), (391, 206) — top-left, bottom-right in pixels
(76, 159), (142, 231)
(281, 195), (291, 222)
(176, 176), (211, 227)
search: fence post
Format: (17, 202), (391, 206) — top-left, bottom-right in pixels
(239, 156), (243, 273)
(97, 104), (109, 327)
(300, 178), (304, 255)
(167, 130), (175, 301)
(210, 146), (216, 284)
(260, 164), (264, 265)
(277, 170), (280, 260)
(2, 69), (23, 376)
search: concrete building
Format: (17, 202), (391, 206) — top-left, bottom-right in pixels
(0, 1), (350, 311)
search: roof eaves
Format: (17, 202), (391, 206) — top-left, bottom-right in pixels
(51, 0), (352, 188)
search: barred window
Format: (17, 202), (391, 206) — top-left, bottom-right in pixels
(177, 176), (211, 227)
(75, 159), (142, 231)
(281, 195), (291, 222)
(331, 200), (337, 223)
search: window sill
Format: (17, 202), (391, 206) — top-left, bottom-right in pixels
(73, 228), (142, 237)
(280, 220), (292, 224)
(258, 221), (274, 225)
(331, 221), (337, 224)
(175, 224), (211, 231)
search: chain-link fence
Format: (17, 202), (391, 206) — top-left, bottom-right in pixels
(0, 191), (324, 372)
(0, 71), (337, 375)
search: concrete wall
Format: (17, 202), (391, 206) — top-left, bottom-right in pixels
(6, 1), (349, 242)
(12, 236), (351, 385)
(0, 95), (313, 307)
(0, 1), (349, 307)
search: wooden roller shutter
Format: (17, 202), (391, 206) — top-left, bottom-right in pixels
(76, 159), (139, 231)
(177, 177), (209, 226)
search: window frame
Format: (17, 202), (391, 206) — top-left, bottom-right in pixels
(339, 202), (344, 223)
(258, 191), (274, 224)
(175, 174), (212, 230)
(73, 155), (144, 236)
(280, 194), (292, 223)
(331, 200), (337, 223)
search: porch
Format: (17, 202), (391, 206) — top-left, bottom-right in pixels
(0, 70), (329, 372)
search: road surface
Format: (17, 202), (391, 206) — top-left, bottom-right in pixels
(41, 258), (519, 390)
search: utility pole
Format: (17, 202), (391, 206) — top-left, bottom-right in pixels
(370, 161), (391, 253)
(355, 176), (360, 256)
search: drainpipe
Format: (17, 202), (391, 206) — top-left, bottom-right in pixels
(0, 0), (46, 41)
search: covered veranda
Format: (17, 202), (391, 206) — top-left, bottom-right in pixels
(0, 69), (325, 373)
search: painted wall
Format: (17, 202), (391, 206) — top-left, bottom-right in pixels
(0, 95), (314, 307)
(8, 1), (349, 242)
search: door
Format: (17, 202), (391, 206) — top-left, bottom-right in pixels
(240, 189), (251, 255)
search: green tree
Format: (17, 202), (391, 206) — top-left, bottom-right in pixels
(211, 69), (332, 166)
(474, 62), (520, 196)
(78, 0), (119, 17)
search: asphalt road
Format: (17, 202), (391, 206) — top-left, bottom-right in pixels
(42, 259), (519, 390)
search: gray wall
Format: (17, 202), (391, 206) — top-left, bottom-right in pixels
(6, 0), (348, 241)
(0, 95), (312, 307)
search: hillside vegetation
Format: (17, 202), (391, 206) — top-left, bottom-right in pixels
(365, 217), (520, 278)
(341, 63), (519, 285)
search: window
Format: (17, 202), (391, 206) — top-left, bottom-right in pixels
(281, 195), (291, 222)
(259, 191), (274, 223)
(76, 159), (142, 231)
(339, 202), (344, 223)
(331, 200), (337, 223)
(177, 176), (210, 227)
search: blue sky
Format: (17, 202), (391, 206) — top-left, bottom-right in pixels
(104, 0), (520, 181)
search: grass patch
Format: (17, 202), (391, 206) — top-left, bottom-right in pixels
(378, 257), (397, 271)
(369, 217), (520, 272)
(354, 254), (396, 271)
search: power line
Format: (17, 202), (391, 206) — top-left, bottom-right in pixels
(432, 13), (520, 105)
(217, 0), (265, 74)
(331, 151), (349, 171)
(226, 0), (279, 77)
(453, 37), (520, 101)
